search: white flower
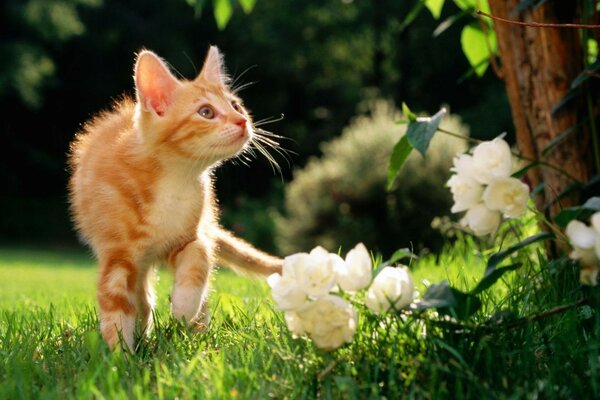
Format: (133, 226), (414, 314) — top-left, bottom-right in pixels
(296, 246), (341, 298)
(463, 204), (501, 237)
(471, 138), (513, 184)
(451, 154), (478, 180)
(336, 243), (372, 292)
(566, 220), (597, 250)
(284, 311), (307, 336)
(591, 212), (600, 233)
(267, 272), (306, 311)
(447, 174), (484, 213)
(297, 295), (357, 351)
(365, 266), (414, 314)
(482, 177), (530, 218)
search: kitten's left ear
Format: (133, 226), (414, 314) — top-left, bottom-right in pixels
(135, 50), (180, 116)
(198, 46), (230, 86)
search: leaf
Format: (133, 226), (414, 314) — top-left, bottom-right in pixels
(402, 102), (417, 122)
(551, 88), (578, 115)
(238, 0), (257, 14)
(460, 24), (496, 77)
(486, 232), (554, 271)
(416, 281), (482, 320)
(387, 136), (413, 191)
(399, 1), (425, 32)
(213, 0), (233, 29)
(511, 160), (539, 179)
(541, 120), (583, 156)
(433, 11), (469, 37)
(554, 197), (600, 227)
(425, 0), (445, 19)
(383, 248), (417, 267)
(406, 107), (447, 157)
(571, 60), (600, 90)
(471, 263), (522, 295)
(186, 0), (206, 16)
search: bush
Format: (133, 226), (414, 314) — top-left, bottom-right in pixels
(275, 101), (469, 257)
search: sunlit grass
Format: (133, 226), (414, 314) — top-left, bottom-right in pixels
(1, 233), (599, 399)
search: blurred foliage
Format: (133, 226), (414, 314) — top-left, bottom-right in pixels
(0, 0), (101, 108)
(275, 101), (469, 257)
(0, 0), (512, 245)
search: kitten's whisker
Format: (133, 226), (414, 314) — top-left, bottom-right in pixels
(253, 114), (285, 127)
(230, 64), (257, 91)
(231, 81), (257, 94)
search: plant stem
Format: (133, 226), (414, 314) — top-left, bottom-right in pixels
(477, 10), (600, 29)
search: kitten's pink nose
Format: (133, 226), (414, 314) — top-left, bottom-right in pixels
(233, 117), (247, 128)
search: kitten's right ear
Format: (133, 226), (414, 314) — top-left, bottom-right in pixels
(134, 50), (180, 116)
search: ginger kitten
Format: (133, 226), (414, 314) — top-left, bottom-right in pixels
(68, 46), (282, 350)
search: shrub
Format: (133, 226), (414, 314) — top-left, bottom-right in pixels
(275, 101), (469, 257)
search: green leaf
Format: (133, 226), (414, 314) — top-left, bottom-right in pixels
(416, 281), (481, 320)
(433, 11), (469, 37)
(238, 0), (257, 14)
(511, 161), (539, 179)
(383, 248), (417, 267)
(460, 24), (496, 77)
(399, 1), (425, 32)
(406, 107), (446, 157)
(402, 102), (417, 122)
(554, 197), (600, 227)
(425, 0), (445, 19)
(386, 136), (413, 191)
(471, 263), (522, 295)
(213, 0), (233, 29)
(486, 232), (554, 271)
(186, 0), (206, 16)
(454, 0), (490, 14)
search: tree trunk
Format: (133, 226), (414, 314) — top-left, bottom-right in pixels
(488, 0), (595, 219)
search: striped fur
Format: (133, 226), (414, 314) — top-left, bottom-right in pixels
(68, 47), (282, 350)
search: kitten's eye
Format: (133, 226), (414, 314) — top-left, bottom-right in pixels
(198, 105), (215, 119)
(231, 101), (242, 113)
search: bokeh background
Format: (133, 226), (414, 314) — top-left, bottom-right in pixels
(0, 0), (513, 257)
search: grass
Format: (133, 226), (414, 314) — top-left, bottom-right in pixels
(1, 234), (599, 399)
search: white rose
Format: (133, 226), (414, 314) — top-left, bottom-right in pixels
(296, 246), (340, 297)
(284, 311), (307, 336)
(365, 266), (414, 314)
(336, 243), (372, 292)
(447, 174), (484, 213)
(471, 138), (513, 184)
(297, 295), (357, 351)
(482, 177), (530, 218)
(566, 220), (597, 250)
(267, 272), (306, 311)
(464, 204), (501, 237)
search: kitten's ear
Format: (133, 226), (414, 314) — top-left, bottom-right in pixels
(134, 50), (180, 116)
(198, 46), (229, 86)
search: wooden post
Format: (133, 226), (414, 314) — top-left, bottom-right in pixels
(488, 0), (593, 219)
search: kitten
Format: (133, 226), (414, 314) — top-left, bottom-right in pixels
(68, 46), (283, 351)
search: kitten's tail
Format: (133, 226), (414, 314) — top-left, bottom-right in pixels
(214, 228), (283, 276)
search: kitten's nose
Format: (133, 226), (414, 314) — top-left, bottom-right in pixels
(233, 117), (247, 128)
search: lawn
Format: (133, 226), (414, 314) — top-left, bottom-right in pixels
(1, 240), (599, 399)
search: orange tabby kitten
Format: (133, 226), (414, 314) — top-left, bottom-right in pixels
(68, 46), (282, 350)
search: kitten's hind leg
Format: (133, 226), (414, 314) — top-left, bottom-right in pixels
(97, 250), (138, 351)
(168, 239), (213, 329)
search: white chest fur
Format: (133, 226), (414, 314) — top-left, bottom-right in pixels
(146, 169), (207, 248)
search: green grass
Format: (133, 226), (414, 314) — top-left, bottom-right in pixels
(1, 237), (599, 399)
